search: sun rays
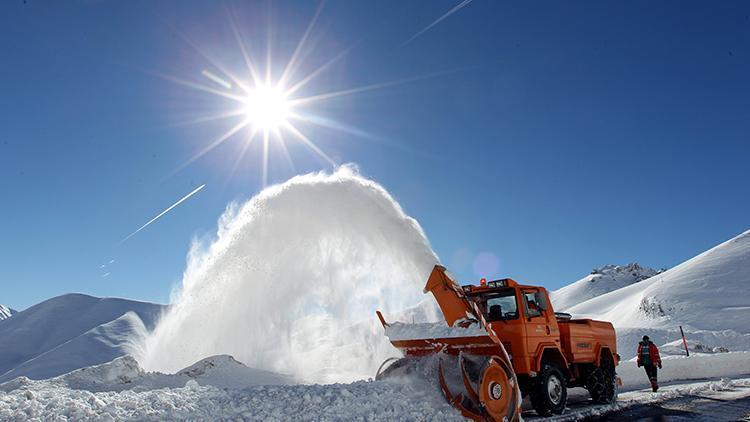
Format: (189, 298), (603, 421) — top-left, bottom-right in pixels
(157, 3), (356, 187)
(154, 2), (467, 188)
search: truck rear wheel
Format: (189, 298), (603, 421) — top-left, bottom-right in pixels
(530, 364), (567, 416)
(586, 356), (617, 404)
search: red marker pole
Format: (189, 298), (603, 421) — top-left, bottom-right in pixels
(680, 325), (690, 357)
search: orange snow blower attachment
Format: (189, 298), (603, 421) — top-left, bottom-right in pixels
(376, 265), (522, 422)
(377, 265), (620, 419)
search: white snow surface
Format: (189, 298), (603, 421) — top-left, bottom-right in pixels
(0, 354), (461, 421)
(567, 230), (750, 332)
(2, 350), (749, 421)
(0, 354), (293, 394)
(617, 351), (750, 390)
(560, 229), (750, 359)
(0, 304), (14, 321)
(384, 321), (487, 341)
(550, 263), (661, 312)
(0, 294), (165, 383)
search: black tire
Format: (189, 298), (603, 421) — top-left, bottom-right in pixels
(586, 357), (617, 404)
(530, 364), (567, 416)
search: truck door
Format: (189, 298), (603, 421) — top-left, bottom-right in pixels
(522, 288), (551, 360)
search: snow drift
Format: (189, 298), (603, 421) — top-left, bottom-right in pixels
(138, 166), (441, 383)
(0, 354), (292, 394)
(2, 348), (748, 421)
(0, 355), (463, 421)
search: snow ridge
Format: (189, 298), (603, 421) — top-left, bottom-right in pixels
(565, 229), (750, 358)
(551, 263), (663, 311)
(0, 304), (15, 321)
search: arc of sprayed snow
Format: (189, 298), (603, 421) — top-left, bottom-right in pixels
(404, 0), (474, 45)
(122, 184), (206, 243)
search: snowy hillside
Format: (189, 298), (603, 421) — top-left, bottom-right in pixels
(0, 294), (165, 383)
(0, 304), (15, 321)
(567, 229), (750, 358)
(551, 263), (662, 311)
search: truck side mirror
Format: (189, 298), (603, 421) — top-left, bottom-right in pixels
(535, 292), (548, 311)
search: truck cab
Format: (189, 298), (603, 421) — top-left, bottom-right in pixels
(462, 279), (565, 378)
(461, 278), (619, 398)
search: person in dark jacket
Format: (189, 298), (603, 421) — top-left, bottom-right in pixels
(637, 335), (662, 392)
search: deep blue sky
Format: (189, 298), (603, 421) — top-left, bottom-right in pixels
(1, 1), (749, 310)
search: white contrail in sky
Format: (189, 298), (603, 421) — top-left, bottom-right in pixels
(404, 0), (474, 45)
(122, 183), (206, 243)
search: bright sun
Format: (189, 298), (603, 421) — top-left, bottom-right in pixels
(164, 4), (402, 187)
(244, 84), (291, 131)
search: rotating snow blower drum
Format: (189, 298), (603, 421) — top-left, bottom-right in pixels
(436, 350), (520, 421)
(477, 355), (519, 421)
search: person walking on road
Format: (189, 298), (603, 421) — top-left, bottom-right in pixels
(637, 335), (662, 392)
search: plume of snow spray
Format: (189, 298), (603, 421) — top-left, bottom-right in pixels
(138, 165), (440, 383)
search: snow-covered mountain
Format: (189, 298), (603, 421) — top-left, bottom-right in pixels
(0, 294), (165, 383)
(566, 229), (750, 358)
(0, 304), (15, 321)
(551, 263), (663, 311)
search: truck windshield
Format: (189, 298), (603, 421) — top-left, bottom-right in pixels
(473, 290), (518, 321)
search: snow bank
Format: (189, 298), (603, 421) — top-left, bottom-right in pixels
(1, 354), (293, 394)
(659, 338), (729, 355)
(616, 326), (750, 360)
(139, 166), (442, 383)
(617, 351), (750, 390)
(3, 351), (749, 421)
(0, 380), (463, 421)
(175, 355), (295, 389)
(0, 357), (461, 421)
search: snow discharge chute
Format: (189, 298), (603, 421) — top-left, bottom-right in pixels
(137, 165), (441, 383)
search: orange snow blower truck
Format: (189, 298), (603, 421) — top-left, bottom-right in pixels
(376, 265), (619, 421)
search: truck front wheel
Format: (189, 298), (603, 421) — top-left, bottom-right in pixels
(530, 364), (567, 416)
